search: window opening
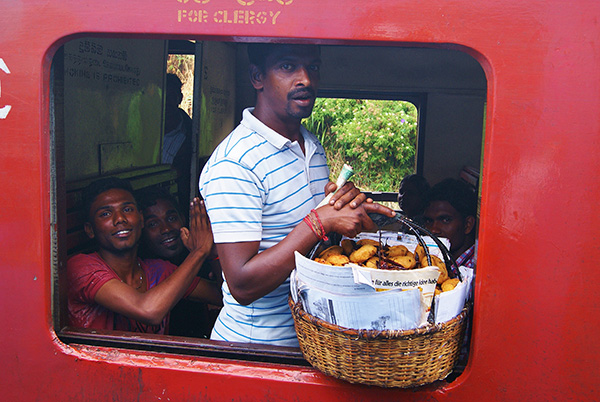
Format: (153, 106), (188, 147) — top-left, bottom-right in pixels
(303, 97), (419, 207)
(51, 38), (485, 377)
(166, 54), (195, 119)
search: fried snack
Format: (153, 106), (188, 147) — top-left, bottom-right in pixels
(318, 245), (343, 260)
(415, 244), (428, 267)
(326, 254), (350, 266)
(387, 245), (409, 258)
(365, 256), (379, 268)
(314, 258), (332, 265)
(341, 239), (355, 256)
(349, 244), (378, 263)
(434, 287), (442, 296)
(390, 254), (417, 269)
(356, 238), (380, 247)
(428, 255), (449, 284)
(441, 278), (460, 292)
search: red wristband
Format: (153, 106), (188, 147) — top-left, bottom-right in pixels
(303, 215), (322, 241)
(310, 209), (329, 242)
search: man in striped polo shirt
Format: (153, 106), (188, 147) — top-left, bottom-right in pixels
(199, 43), (394, 346)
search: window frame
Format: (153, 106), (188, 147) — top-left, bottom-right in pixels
(52, 37), (484, 370)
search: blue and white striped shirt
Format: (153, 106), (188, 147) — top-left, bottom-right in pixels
(199, 108), (329, 346)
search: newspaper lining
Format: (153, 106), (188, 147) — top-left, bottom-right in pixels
(291, 232), (473, 331)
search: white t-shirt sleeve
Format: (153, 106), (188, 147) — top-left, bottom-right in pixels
(200, 158), (265, 244)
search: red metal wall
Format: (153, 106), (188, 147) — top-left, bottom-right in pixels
(0, 0), (598, 400)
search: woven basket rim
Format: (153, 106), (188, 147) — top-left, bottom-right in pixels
(289, 295), (469, 340)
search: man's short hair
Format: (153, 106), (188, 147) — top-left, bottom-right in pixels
(247, 43), (276, 71)
(247, 43), (321, 71)
(136, 187), (183, 218)
(400, 174), (430, 196)
(426, 178), (477, 219)
(82, 177), (135, 221)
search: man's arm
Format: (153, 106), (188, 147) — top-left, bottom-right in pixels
(187, 278), (223, 306)
(94, 199), (214, 325)
(218, 200), (393, 305)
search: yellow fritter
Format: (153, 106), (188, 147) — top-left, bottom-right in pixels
(428, 255), (449, 284)
(326, 254), (350, 266)
(386, 245), (409, 258)
(390, 254), (417, 269)
(349, 244), (378, 263)
(365, 256), (379, 268)
(356, 238), (380, 247)
(341, 239), (355, 256)
(441, 278), (460, 292)
(415, 244), (427, 266)
(318, 245), (343, 260)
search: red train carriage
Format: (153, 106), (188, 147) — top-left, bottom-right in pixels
(0, 0), (598, 400)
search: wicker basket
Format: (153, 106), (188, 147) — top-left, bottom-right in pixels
(289, 296), (469, 388)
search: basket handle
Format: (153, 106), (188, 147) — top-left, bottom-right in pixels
(368, 212), (462, 282)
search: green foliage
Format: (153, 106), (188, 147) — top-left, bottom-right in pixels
(166, 54), (195, 117)
(303, 98), (418, 192)
(166, 54), (194, 78)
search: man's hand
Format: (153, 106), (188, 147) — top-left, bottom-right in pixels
(316, 200), (396, 239)
(324, 181), (368, 210)
(181, 198), (214, 256)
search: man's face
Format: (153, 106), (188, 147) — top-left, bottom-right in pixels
(85, 188), (143, 255)
(423, 200), (469, 254)
(255, 45), (321, 122)
(165, 84), (182, 111)
(141, 198), (185, 260)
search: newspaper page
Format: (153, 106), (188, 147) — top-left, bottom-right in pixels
(298, 286), (423, 330)
(351, 264), (440, 309)
(292, 232), (467, 331)
(434, 266), (474, 323)
(293, 251), (432, 329)
(292, 251), (373, 297)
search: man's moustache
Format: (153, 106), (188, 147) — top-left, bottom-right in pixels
(288, 88), (315, 100)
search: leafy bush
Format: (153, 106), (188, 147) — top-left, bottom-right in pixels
(167, 54), (195, 117)
(303, 98), (418, 192)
